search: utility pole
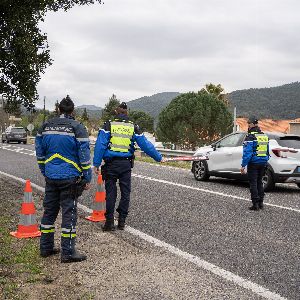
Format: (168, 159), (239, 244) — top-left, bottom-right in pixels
(233, 106), (237, 132)
(43, 96), (46, 123)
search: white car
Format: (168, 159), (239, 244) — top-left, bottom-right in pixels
(191, 131), (300, 191)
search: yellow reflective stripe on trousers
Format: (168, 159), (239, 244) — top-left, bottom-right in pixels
(61, 233), (76, 238)
(41, 229), (55, 233)
(44, 153), (82, 172)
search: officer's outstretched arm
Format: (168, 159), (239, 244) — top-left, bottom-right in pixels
(135, 133), (162, 162)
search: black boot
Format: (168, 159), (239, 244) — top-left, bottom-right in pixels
(117, 217), (126, 230)
(102, 219), (115, 232)
(61, 251), (87, 263)
(249, 205), (259, 211)
(40, 248), (60, 258)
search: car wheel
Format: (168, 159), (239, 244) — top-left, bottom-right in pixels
(262, 169), (275, 192)
(193, 160), (210, 181)
(296, 183), (300, 189)
(1, 139), (4, 143)
(7, 140), (10, 144)
(18, 141), (21, 144)
(23, 141), (27, 144)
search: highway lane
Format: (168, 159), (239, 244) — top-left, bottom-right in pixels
(0, 143), (299, 299)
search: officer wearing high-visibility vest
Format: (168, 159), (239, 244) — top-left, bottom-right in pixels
(240, 116), (269, 211)
(35, 95), (92, 263)
(93, 102), (164, 231)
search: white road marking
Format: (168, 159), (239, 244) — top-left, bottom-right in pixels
(132, 173), (300, 214)
(0, 170), (289, 300)
(0, 144), (299, 213)
(0, 144), (36, 156)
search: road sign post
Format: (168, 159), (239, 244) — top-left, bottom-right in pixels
(27, 123), (34, 136)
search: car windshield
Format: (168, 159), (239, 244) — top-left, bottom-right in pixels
(11, 128), (25, 133)
(276, 136), (300, 149)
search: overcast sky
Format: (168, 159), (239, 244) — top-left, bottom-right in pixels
(37, 0), (300, 109)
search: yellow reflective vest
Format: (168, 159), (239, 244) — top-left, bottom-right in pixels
(250, 131), (269, 157)
(110, 121), (135, 153)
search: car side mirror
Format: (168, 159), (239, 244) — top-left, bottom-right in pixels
(211, 143), (217, 151)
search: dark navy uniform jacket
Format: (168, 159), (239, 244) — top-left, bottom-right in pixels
(35, 115), (92, 182)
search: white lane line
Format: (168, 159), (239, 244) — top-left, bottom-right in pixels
(0, 144), (36, 156)
(132, 173), (300, 214)
(0, 170), (288, 300)
(1, 145), (299, 213)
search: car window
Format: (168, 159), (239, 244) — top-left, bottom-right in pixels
(276, 136), (300, 149)
(218, 134), (244, 148)
(11, 128), (26, 133)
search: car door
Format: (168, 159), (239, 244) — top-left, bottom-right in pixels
(208, 133), (245, 174)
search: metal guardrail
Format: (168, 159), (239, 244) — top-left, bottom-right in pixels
(151, 148), (194, 157)
(29, 137), (194, 158)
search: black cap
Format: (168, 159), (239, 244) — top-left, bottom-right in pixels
(248, 116), (258, 124)
(119, 102), (127, 109)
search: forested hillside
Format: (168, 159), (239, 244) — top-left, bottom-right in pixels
(73, 82), (300, 122)
(127, 92), (180, 118)
(228, 82), (300, 119)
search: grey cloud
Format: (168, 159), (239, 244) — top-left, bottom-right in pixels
(37, 0), (300, 108)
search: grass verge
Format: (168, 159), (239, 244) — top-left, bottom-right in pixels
(0, 215), (44, 299)
(136, 155), (192, 169)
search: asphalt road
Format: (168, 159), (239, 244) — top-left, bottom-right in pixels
(0, 142), (299, 300)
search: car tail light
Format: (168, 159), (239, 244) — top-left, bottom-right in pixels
(272, 148), (298, 158)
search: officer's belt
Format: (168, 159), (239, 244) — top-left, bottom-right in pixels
(105, 156), (133, 162)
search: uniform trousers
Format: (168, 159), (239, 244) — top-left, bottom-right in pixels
(40, 177), (78, 256)
(247, 163), (266, 207)
(103, 159), (132, 220)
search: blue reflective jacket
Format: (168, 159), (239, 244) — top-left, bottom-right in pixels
(93, 114), (162, 167)
(35, 115), (92, 182)
(241, 126), (270, 168)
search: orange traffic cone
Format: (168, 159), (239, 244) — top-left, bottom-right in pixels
(86, 174), (106, 222)
(10, 180), (41, 238)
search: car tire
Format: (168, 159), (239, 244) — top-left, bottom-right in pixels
(1, 139), (4, 143)
(296, 183), (300, 189)
(18, 141), (21, 144)
(23, 141), (27, 144)
(7, 140), (10, 144)
(262, 169), (275, 192)
(193, 160), (210, 181)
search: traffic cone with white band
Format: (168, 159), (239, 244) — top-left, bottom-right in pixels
(10, 180), (41, 238)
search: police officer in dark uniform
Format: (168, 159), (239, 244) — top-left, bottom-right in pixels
(35, 95), (92, 263)
(93, 102), (164, 231)
(240, 116), (269, 210)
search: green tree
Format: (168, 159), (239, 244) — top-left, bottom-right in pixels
(129, 110), (154, 133)
(102, 94), (120, 121)
(0, 0), (102, 110)
(156, 91), (233, 150)
(3, 100), (22, 117)
(81, 108), (89, 121)
(200, 83), (229, 106)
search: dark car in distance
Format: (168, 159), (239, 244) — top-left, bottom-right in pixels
(1, 126), (27, 144)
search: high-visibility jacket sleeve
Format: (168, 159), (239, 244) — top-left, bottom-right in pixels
(75, 124), (92, 183)
(93, 126), (111, 168)
(35, 124), (46, 176)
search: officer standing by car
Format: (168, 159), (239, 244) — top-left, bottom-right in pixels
(35, 95), (92, 263)
(240, 116), (269, 210)
(93, 102), (164, 231)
